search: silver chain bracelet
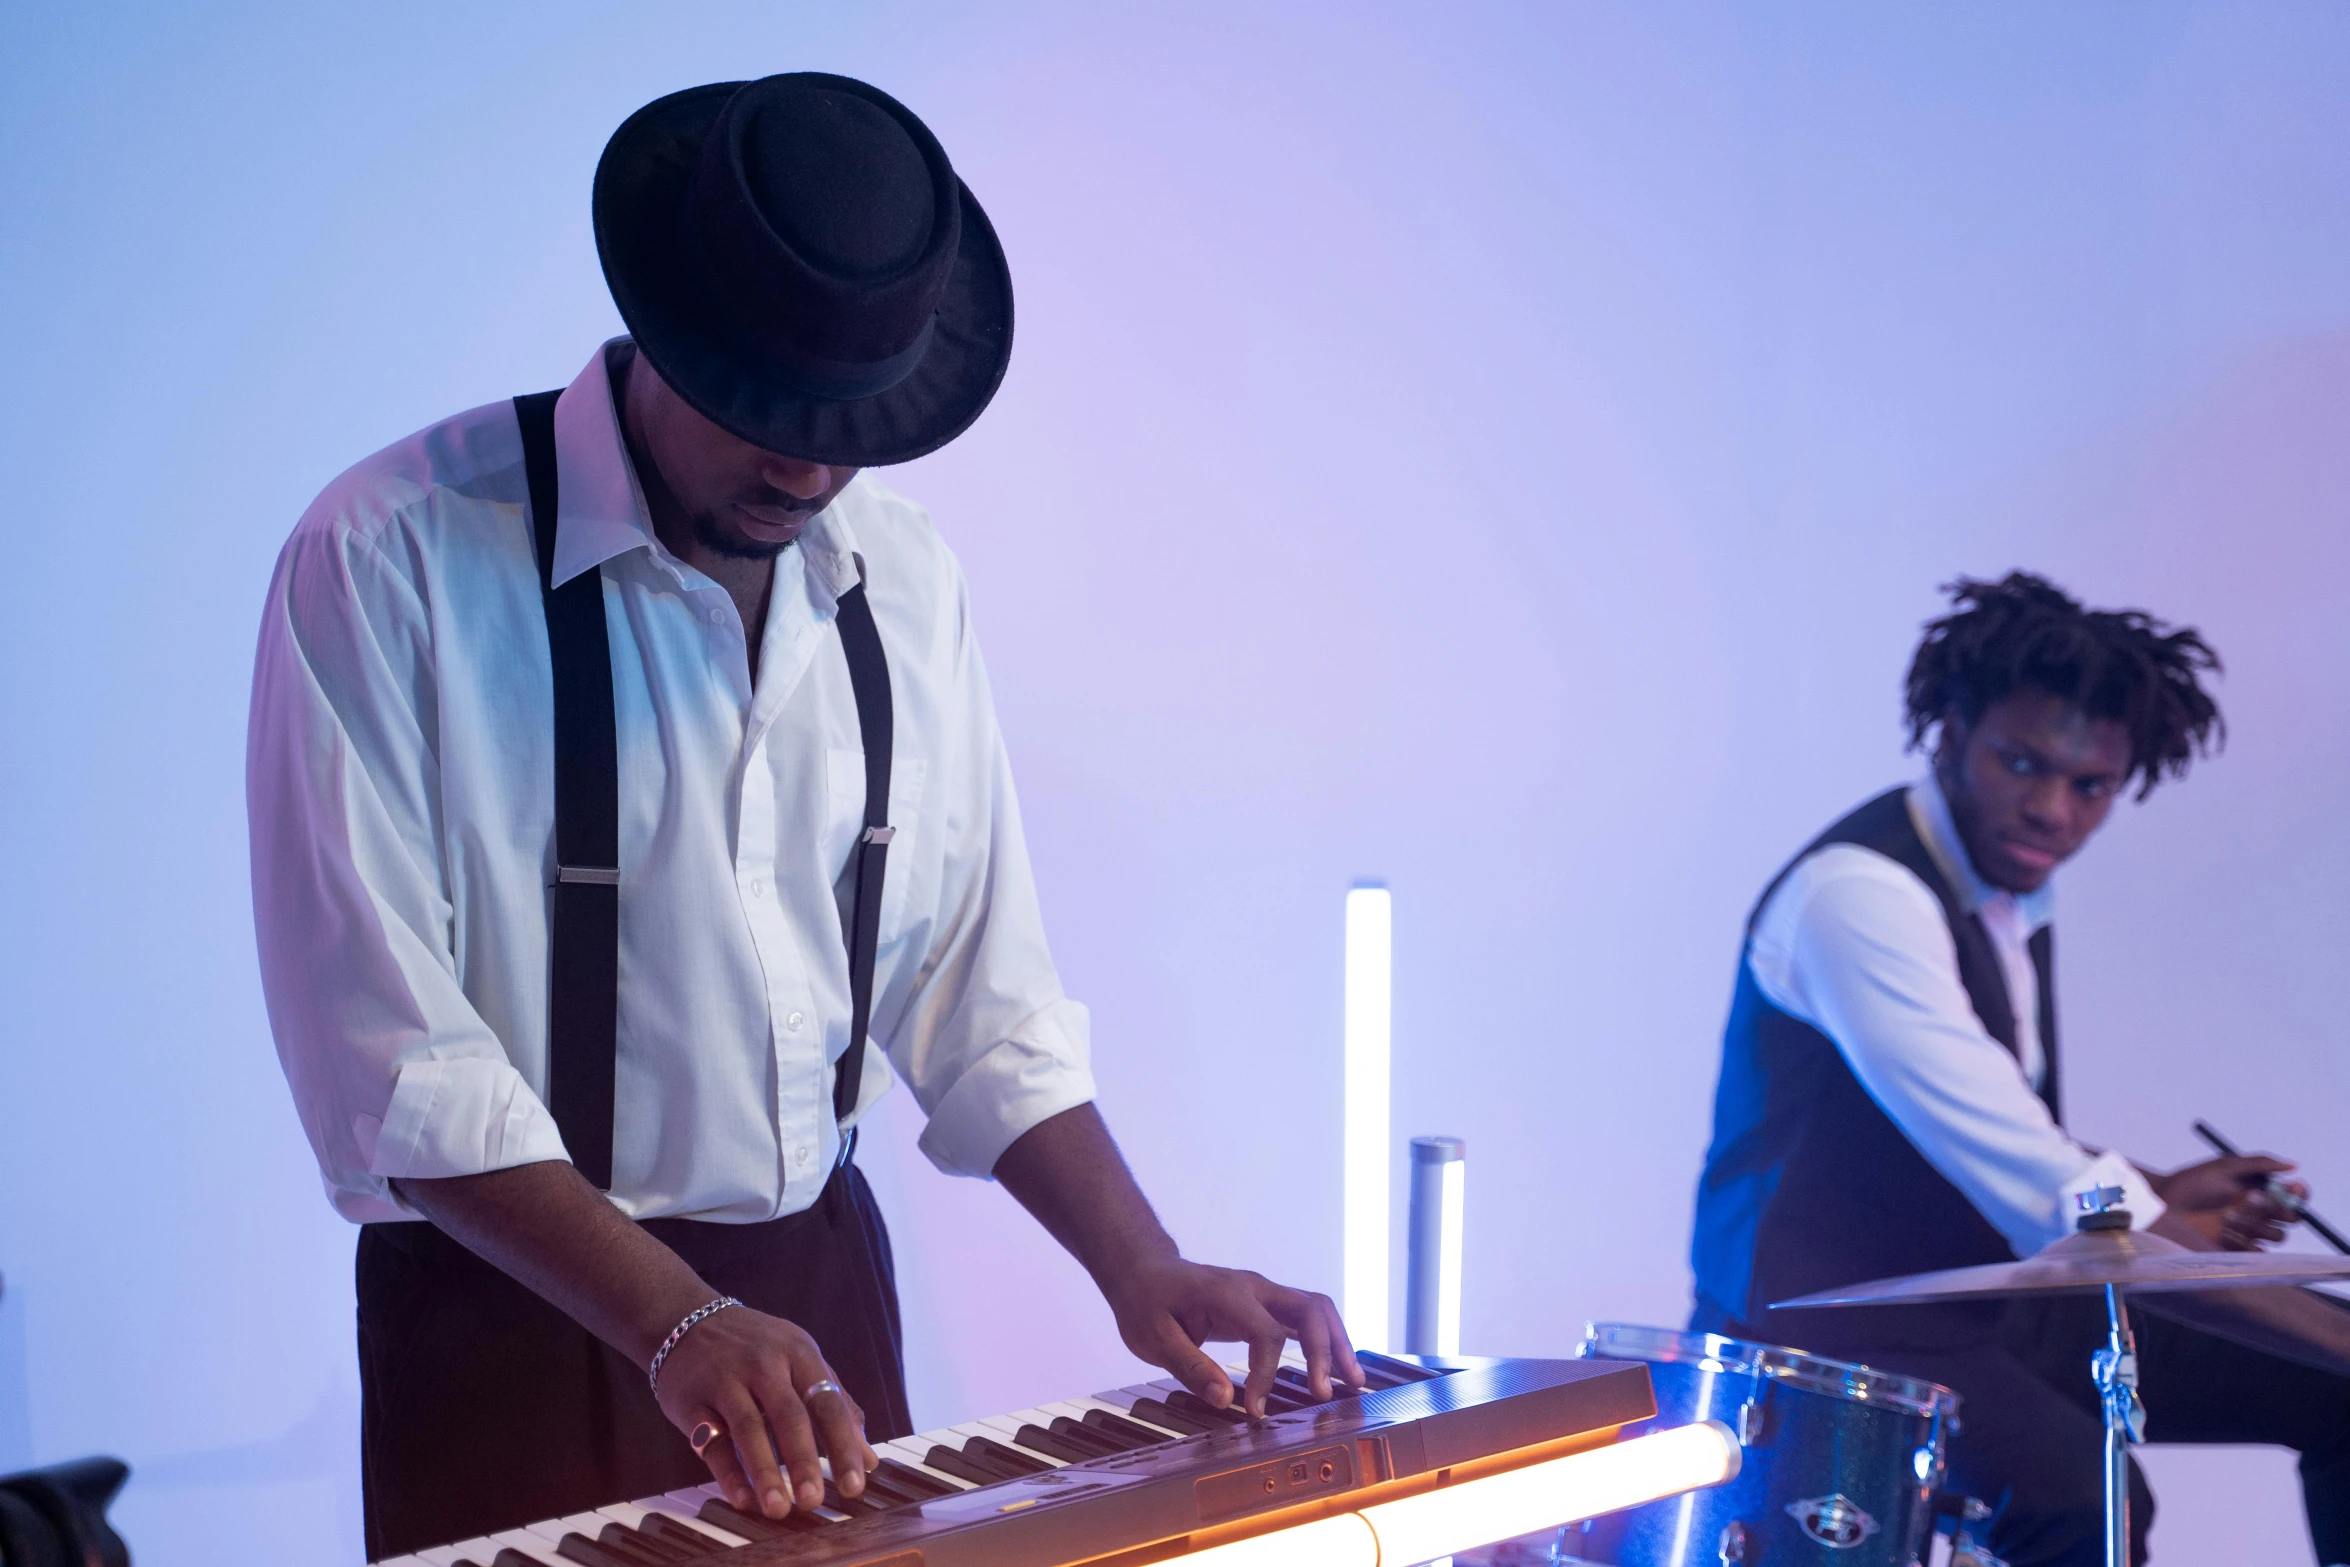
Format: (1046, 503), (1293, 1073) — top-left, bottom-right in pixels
(648, 1296), (742, 1395)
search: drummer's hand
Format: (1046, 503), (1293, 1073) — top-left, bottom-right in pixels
(2153, 1155), (2304, 1250)
(653, 1305), (881, 1519)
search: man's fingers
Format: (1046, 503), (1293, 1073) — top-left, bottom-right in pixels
(716, 1389), (791, 1519)
(804, 1376), (869, 1498)
(752, 1365), (827, 1513)
(1272, 1288), (1336, 1401)
(1319, 1293), (1364, 1390)
(1241, 1313), (1287, 1418)
(691, 1408), (755, 1513)
(1144, 1317), (1236, 1409)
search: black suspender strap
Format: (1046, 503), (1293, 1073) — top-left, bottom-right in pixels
(512, 388), (895, 1186)
(831, 582), (894, 1127)
(516, 390), (621, 1190)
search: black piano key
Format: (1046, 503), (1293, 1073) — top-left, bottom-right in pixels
(1045, 1416), (1131, 1456)
(1080, 1407), (1179, 1446)
(1126, 1397), (1216, 1436)
(1356, 1351), (1442, 1386)
(635, 1513), (731, 1558)
(490, 1554), (540, 1567)
(1273, 1366), (1329, 1402)
(821, 1479), (887, 1517)
(961, 1435), (1053, 1476)
(1255, 1385), (1317, 1414)
(1164, 1390), (1251, 1427)
(856, 1469), (926, 1508)
(556, 1529), (662, 1567)
(599, 1520), (700, 1564)
(699, 1497), (793, 1541)
(924, 1443), (1014, 1487)
(1012, 1423), (1103, 1464)
(873, 1457), (958, 1500)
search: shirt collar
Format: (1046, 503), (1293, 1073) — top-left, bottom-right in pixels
(547, 338), (866, 606)
(1908, 770), (2055, 931)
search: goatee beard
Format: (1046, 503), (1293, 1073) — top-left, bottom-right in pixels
(690, 508), (799, 561)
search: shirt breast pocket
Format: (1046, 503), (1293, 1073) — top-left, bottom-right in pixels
(825, 747), (929, 947)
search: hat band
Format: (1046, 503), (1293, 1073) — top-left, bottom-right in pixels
(762, 311), (938, 402)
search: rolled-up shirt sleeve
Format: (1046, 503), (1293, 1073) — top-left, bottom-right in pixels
(868, 550), (1095, 1180)
(1748, 845), (2162, 1257)
(248, 505), (567, 1222)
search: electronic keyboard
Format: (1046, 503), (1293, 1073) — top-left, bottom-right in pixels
(374, 1349), (1658, 1567)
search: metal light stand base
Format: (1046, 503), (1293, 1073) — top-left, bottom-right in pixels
(2090, 1282), (2146, 1567)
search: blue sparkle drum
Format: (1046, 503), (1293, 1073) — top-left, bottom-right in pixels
(1570, 1324), (1960, 1567)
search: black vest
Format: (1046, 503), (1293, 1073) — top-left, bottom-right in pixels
(1689, 788), (2059, 1349)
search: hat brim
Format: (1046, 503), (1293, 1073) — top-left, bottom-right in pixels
(593, 82), (1014, 467)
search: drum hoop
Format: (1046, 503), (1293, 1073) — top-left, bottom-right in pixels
(1578, 1322), (1961, 1421)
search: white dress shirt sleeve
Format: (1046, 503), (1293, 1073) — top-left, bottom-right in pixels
(1747, 844), (2163, 1257)
(248, 505), (568, 1219)
(870, 547), (1096, 1180)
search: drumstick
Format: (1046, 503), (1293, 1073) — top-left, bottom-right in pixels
(2194, 1120), (2350, 1255)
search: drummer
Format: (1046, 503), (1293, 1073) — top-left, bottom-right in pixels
(1688, 572), (2350, 1567)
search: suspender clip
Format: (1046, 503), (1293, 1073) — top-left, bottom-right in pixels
(861, 826), (895, 846)
(556, 865), (621, 886)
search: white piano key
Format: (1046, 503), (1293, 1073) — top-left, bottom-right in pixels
(654, 1488), (755, 1544)
(594, 1501), (663, 1536)
(522, 1511), (616, 1546)
(372, 1558), (433, 1567)
(418, 1541), (502, 1567)
(485, 1530), (567, 1565)
(877, 1438), (978, 1489)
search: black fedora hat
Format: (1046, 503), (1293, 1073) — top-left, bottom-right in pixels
(593, 73), (1013, 466)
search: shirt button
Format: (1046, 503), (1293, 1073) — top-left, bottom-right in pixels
(795, 1146), (811, 1165)
(785, 1011), (805, 1031)
(707, 605), (725, 625)
(747, 878), (765, 898)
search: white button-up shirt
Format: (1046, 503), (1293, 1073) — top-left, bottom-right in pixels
(1745, 773), (2163, 1256)
(248, 341), (1095, 1224)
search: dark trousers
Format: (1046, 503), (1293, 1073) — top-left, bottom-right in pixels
(357, 1164), (913, 1560)
(1703, 1299), (2350, 1567)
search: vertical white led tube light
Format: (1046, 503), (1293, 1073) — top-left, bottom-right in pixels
(1343, 883), (1392, 1353)
(1405, 1137), (1466, 1357)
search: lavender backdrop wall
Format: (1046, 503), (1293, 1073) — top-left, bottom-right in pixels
(2, 3), (2344, 1561)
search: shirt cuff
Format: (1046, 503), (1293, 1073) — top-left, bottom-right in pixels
(2060, 1151), (2167, 1235)
(915, 1001), (1097, 1179)
(368, 1056), (573, 1182)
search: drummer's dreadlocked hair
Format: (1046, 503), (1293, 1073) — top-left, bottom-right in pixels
(1903, 572), (2223, 800)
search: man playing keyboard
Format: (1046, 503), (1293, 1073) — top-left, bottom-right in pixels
(248, 73), (1357, 1561)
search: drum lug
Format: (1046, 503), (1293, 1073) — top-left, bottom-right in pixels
(1735, 1396), (1766, 1446)
(1716, 1518), (1749, 1563)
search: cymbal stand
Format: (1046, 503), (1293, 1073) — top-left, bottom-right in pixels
(2091, 1282), (2144, 1567)
(2078, 1187), (2145, 1567)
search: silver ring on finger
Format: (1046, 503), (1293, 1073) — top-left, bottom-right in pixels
(802, 1378), (845, 1403)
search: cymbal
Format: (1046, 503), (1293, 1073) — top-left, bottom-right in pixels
(1772, 1227), (2350, 1309)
